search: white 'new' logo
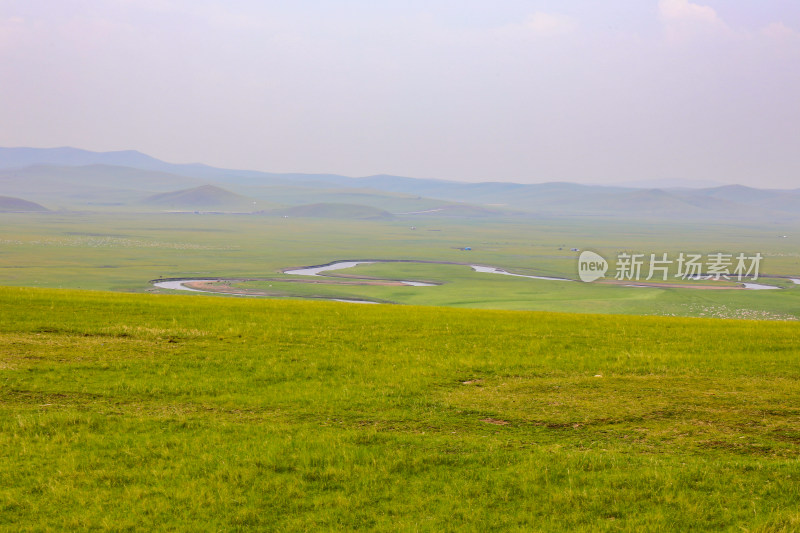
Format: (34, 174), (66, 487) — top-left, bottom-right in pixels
(578, 251), (608, 282)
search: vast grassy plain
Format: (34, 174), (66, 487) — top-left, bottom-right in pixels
(1, 212), (799, 319)
(2, 211), (799, 529)
(1, 286), (800, 530)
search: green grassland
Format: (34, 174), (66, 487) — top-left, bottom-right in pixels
(1, 212), (798, 320)
(240, 261), (800, 319)
(1, 286), (800, 530)
(4, 151), (799, 532)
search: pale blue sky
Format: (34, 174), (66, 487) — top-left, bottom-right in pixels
(1, 1), (798, 187)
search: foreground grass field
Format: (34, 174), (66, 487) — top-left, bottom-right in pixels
(2, 286), (799, 530)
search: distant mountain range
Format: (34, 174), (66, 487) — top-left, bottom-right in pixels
(611, 178), (726, 189)
(0, 146), (797, 221)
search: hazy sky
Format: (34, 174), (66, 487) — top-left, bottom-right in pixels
(1, 1), (799, 186)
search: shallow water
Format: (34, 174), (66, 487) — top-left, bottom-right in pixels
(742, 283), (780, 290)
(153, 280), (216, 292)
(285, 260), (436, 286)
(470, 265), (571, 281)
(287, 260), (569, 284)
(284, 261), (375, 276)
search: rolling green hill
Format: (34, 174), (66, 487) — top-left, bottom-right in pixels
(143, 185), (260, 211)
(0, 195), (48, 212)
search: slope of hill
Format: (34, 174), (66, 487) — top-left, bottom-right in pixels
(142, 185), (259, 211)
(0, 147), (167, 170)
(271, 202), (392, 219)
(696, 184), (782, 203)
(0, 164), (207, 207)
(693, 185), (800, 215)
(354, 175), (532, 203)
(0, 146), (236, 183)
(0, 164), (204, 190)
(612, 178), (725, 189)
(0, 195), (48, 212)
(750, 192), (800, 214)
(554, 188), (739, 219)
(238, 185), (448, 213)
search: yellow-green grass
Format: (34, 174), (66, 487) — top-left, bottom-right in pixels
(1, 286), (800, 530)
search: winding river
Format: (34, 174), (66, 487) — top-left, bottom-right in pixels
(153, 259), (787, 301)
(151, 260), (572, 301)
(285, 261), (438, 286)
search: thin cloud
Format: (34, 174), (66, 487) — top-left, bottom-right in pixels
(0, 16), (30, 53)
(658, 0), (731, 43)
(761, 21), (800, 41)
(525, 12), (578, 36)
(658, 0), (721, 25)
